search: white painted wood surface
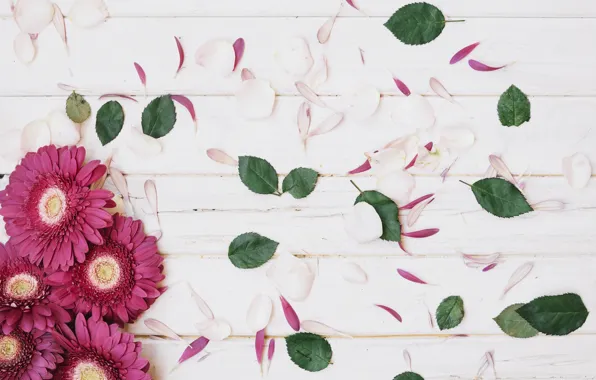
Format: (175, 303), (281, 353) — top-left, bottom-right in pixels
(1, 0), (595, 378)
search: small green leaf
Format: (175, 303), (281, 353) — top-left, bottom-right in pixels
(142, 95), (177, 138)
(282, 168), (319, 199)
(498, 85), (531, 127)
(436, 295), (464, 330)
(66, 91), (92, 123)
(394, 372), (425, 380)
(228, 232), (278, 269)
(384, 2), (446, 46)
(238, 156), (279, 195)
(355, 190), (401, 241)
(467, 178), (533, 218)
(516, 294), (589, 336)
(95, 101), (124, 146)
(493, 303), (539, 339)
(286, 333), (332, 372)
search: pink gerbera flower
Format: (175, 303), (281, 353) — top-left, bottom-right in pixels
(49, 215), (165, 325)
(0, 145), (115, 270)
(0, 328), (64, 379)
(52, 313), (151, 380)
(0, 241), (71, 334)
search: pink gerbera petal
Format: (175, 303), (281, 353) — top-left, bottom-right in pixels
(49, 214), (165, 325)
(0, 145), (114, 271)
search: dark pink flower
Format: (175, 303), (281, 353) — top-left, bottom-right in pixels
(52, 313), (151, 380)
(0, 145), (115, 271)
(0, 328), (64, 379)
(49, 215), (165, 325)
(0, 241), (71, 334)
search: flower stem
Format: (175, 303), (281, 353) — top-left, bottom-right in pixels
(349, 180), (363, 194)
(445, 19), (466, 23)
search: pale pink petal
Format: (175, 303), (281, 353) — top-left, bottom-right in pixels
(532, 200), (565, 211)
(501, 262), (533, 298)
(301, 320), (352, 338)
(14, 32), (36, 64)
(307, 112), (343, 138)
(99, 93), (138, 102)
(109, 167), (134, 217)
(21, 119), (50, 153)
(188, 284), (214, 320)
(196, 319), (231, 341)
(52, 4), (67, 46)
(403, 349), (412, 370)
(144, 319), (183, 341)
(295, 81), (328, 108)
(344, 85), (380, 119)
(241, 68), (256, 81)
(195, 40), (235, 77)
(429, 77), (453, 102)
(206, 148), (238, 166)
(246, 295), (272, 333)
(275, 37), (314, 77)
(407, 197), (434, 227)
(144, 179), (161, 237)
(305, 56), (328, 89)
(266, 252), (315, 302)
(562, 153), (591, 189)
(317, 12), (338, 44)
(489, 155), (517, 185)
(236, 79), (276, 119)
(462, 253), (501, 269)
(340, 262), (367, 284)
(297, 102), (311, 140)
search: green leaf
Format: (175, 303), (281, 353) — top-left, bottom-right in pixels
(436, 295), (464, 330)
(95, 101), (124, 146)
(498, 85), (531, 127)
(238, 156), (279, 195)
(394, 372), (425, 380)
(228, 232), (279, 269)
(384, 2), (446, 46)
(516, 294), (589, 336)
(282, 168), (319, 199)
(467, 178), (533, 218)
(286, 333), (332, 372)
(355, 190), (401, 241)
(142, 95), (177, 138)
(66, 91), (92, 123)
(493, 303), (539, 339)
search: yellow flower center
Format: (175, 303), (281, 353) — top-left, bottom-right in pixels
(0, 336), (19, 361)
(5, 274), (38, 299)
(73, 362), (108, 380)
(88, 256), (121, 290)
(38, 187), (67, 225)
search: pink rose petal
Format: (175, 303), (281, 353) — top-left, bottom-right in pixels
(489, 155), (517, 185)
(307, 113), (343, 138)
(401, 193), (434, 210)
(52, 4), (67, 47)
(393, 77), (411, 96)
(468, 59), (506, 72)
(255, 328), (266, 365)
(297, 102), (311, 140)
(407, 197), (434, 227)
(402, 229), (439, 238)
(232, 38), (245, 71)
(98, 93), (138, 102)
(144, 319), (183, 341)
(450, 42), (480, 65)
(317, 12), (338, 44)
(295, 81), (328, 108)
(175, 36), (184, 76)
(375, 304), (402, 322)
(178, 337), (209, 364)
(241, 68), (256, 81)
(280, 296), (300, 332)
(501, 262), (533, 298)
(206, 148), (238, 166)
(348, 159), (371, 175)
(133, 62), (147, 95)
(171, 94), (198, 132)
(429, 77), (453, 102)
(397, 268), (428, 285)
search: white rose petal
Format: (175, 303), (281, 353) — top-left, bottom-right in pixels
(275, 37), (314, 77)
(266, 251), (315, 301)
(340, 262), (368, 284)
(21, 120), (51, 153)
(376, 170), (415, 205)
(14, 0), (54, 34)
(344, 85), (380, 120)
(13, 33), (36, 64)
(195, 40), (235, 77)
(235, 79), (276, 119)
(68, 0), (109, 28)
(562, 153), (591, 189)
(126, 128), (162, 157)
(246, 294), (273, 332)
(344, 202), (383, 243)
(47, 110), (81, 146)
(392, 94), (436, 131)
(439, 128), (475, 151)
(196, 319), (232, 341)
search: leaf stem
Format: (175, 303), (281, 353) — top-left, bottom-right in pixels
(273, 191), (283, 197)
(459, 180), (472, 187)
(349, 180), (363, 194)
(445, 19), (466, 23)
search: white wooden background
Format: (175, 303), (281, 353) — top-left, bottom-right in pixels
(1, 1), (596, 378)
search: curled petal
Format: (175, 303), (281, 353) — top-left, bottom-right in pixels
(108, 167), (133, 217)
(375, 304), (402, 322)
(133, 62), (147, 94)
(232, 37), (245, 71)
(489, 155), (517, 185)
(52, 3), (67, 46)
(178, 337), (209, 364)
(14, 0), (54, 34)
(469, 59), (506, 72)
(171, 95), (198, 132)
(462, 253), (501, 269)
(396, 268), (428, 284)
(532, 200), (565, 211)
(407, 197), (434, 227)
(348, 159), (372, 175)
(68, 0), (109, 28)
(305, 56), (329, 89)
(501, 262), (533, 298)
(175, 36), (184, 75)
(98, 93), (137, 102)
(297, 102), (311, 139)
(47, 110), (81, 146)
(188, 284), (214, 320)
(401, 193), (434, 210)
(402, 228), (439, 238)
(317, 12), (338, 44)
(450, 42), (480, 65)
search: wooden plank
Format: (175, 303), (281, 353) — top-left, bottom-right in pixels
(140, 336), (596, 379)
(1, 18), (596, 96)
(128, 256), (596, 337)
(3, 0), (596, 17)
(1, 96), (594, 176)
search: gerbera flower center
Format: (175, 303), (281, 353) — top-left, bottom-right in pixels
(37, 187), (67, 225)
(5, 273), (38, 299)
(0, 336), (19, 361)
(73, 362), (108, 380)
(88, 256), (121, 290)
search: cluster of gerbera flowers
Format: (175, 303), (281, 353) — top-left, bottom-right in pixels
(0, 145), (165, 379)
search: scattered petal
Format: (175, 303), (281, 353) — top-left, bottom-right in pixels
(450, 42), (480, 65)
(276, 37), (314, 77)
(469, 59), (506, 72)
(232, 38), (245, 71)
(280, 296), (300, 331)
(392, 94), (436, 130)
(144, 179), (161, 235)
(175, 36), (184, 76)
(376, 170), (415, 205)
(486, 351), (497, 378)
(375, 304), (402, 322)
(171, 94), (198, 131)
(68, 0), (109, 28)
(359, 47), (366, 65)
(14, 0), (54, 34)
(317, 12), (338, 44)
(297, 102), (311, 140)
(178, 337), (209, 364)
(206, 148), (238, 166)
(98, 93), (138, 102)
(369, 148), (411, 177)
(268, 339), (276, 360)
(403, 349), (412, 370)
(407, 197), (434, 227)
(502, 262), (533, 298)
(246, 294), (273, 332)
(144, 319), (183, 341)
(402, 228), (439, 238)
(52, 3), (67, 46)
(13, 32), (36, 64)
(440, 128), (475, 150)
(440, 159), (458, 182)
(301, 320), (352, 338)
(255, 328), (266, 364)
(296, 81), (328, 108)
(196, 319), (231, 341)
(108, 167), (134, 216)
(397, 268), (428, 284)
(484, 164), (497, 178)
(562, 153), (591, 189)
(462, 253), (501, 269)
(307, 112), (344, 138)
(195, 40), (235, 77)
(235, 79), (276, 119)
(401, 193), (434, 210)
(266, 251), (315, 301)
(133, 62), (147, 94)
(47, 110), (81, 146)
(344, 202), (383, 243)
(305, 56), (329, 89)
(344, 85), (381, 119)
(241, 68), (256, 81)
(489, 155), (517, 185)
(483, 263), (498, 272)
(476, 352), (490, 378)
(393, 77), (411, 96)
(340, 262), (368, 284)
(348, 159), (372, 175)
(21, 119), (50, 153)
(429, 77), (453, 102)
(188, 284), (214, 320)
(532, 200), (565, 211)
(126, 127), (162, 157)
